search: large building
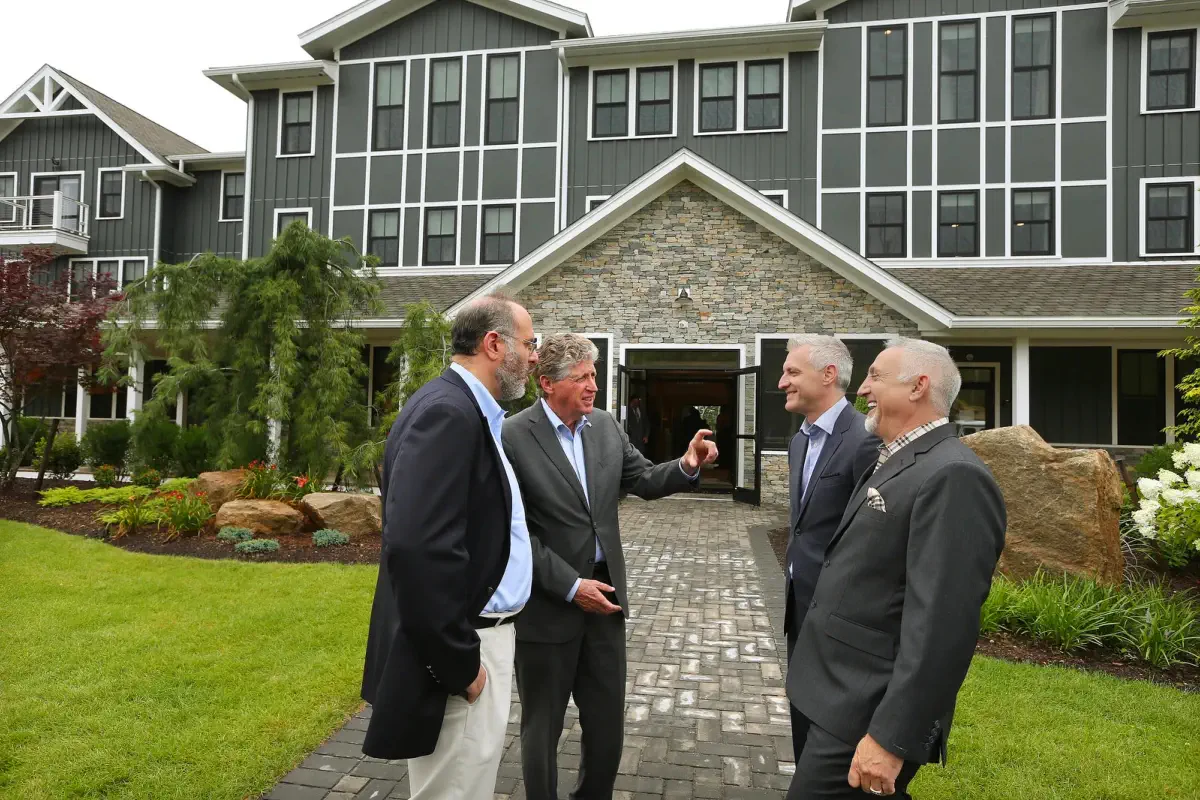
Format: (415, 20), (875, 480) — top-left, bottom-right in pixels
(1, 0), (1196, 503)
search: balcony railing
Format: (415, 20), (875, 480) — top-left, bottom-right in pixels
(0, 193), (91, 254)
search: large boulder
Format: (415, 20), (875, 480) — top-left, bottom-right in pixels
(301, 492), (382, 538)
(193, 469), (247, 510)
(215, 499), (306, 537)
(963, 425), (1124, 585)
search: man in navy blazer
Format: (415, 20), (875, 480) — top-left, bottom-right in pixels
(779, 335), (880, 762)
(361, 292), (539, 799)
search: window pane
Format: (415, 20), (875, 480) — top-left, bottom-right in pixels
(122, 260), (144, 286)
(1150, 35), (1171, 71)
(377, 64), (405, 105)
(432, 60), (460, 103)
(489, 56), (519, 99)
(375, 107), (404, 150)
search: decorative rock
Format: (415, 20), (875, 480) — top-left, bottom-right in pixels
(193, 469), (246, 510)
(215, 499), (306, 537)
(963, 425), (1124, 585)
(301, 492), (382, 538)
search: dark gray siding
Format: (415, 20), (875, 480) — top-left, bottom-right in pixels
(1061, 8), (1107, 118)
(341, 0), (556, 61)
(519, 202), (555, 257)
(1010, 125), (1055, 183)
(248, 85), (334, 256)
(1113, 27), (1200, 260)
(823, 193), (859, 249)
(827, 0), (1098, 24)
(912, 189), (931, 257)
(0, 115), (154, 259)
(566, 52), (820, 225)
(1061, 185), (1106, 257)
(985, 188), (1004, 256)
(336, 64), (370, 154)
(162, 171), (242, 261)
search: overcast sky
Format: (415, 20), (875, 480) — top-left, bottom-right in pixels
(2, 0), (789, 153)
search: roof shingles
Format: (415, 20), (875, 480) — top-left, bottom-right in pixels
(375, 274), (492, 318)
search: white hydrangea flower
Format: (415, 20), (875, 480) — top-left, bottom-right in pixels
(1161, 488), (1190, 506)
(1182, 442), (1200, 470)
(1173, 449), (1189, 470)
(1187, 470), (1200, 491)
(1131, 506), (1158, 538)
(1194, 538), (1200, 552)
(1138, 477), (1165, 501)
(1158, 469), (1185, 487)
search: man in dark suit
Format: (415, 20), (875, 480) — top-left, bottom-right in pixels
(625, 395), (648, 456)
(778, 335), (880, 763)
(361, 292), (540, 799)
(502, 333), (718, 800)
(786, 338), (1006, 799)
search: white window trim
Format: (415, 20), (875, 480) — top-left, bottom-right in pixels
(277, 88), (318, 159)
(1140, 25), (1200, 116)
(218, 169), (245, 223)
(760, 189), (788, 208)
(274, 207), (313, 236)
(484, 52), (525, 147)
(0, 171), (16, 223)
(693, 56), (789, 136)
(478, 201), (518, 266)
(366, 207), (403, 268)
(67, 256), (147, 295)
(420, 205), (458, 267)
(370, 59), (411, 154)
(585, 194), (611, 212)
(94, 168), (125, 221)
(1138, 175), (1200, 257)
(755, 333), (795, 456)
(424, 55), (467, 150)
(586, 63), (679, 141)
(29, 170), (86, 205)
(580, 332), (615, 415)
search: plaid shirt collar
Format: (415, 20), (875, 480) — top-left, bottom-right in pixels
(876, 418), (950, 469)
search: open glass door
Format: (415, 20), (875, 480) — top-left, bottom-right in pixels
(729, 365), (761, 505)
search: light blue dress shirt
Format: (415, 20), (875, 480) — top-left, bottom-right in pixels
(790, 395), (848, 579)
(449, 362), (532, 614)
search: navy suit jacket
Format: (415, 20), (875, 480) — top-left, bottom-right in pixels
(783, 401), (880, 640)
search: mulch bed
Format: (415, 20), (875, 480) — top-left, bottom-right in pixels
(766, 525), (1200, 692)
(0, 478), (380, 565)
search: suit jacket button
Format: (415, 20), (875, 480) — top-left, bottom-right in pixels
(588, 558), (595, 564)
(809, 601), (817, 609)
(823, 560), (831, 568)
(486, 586), (495, 595)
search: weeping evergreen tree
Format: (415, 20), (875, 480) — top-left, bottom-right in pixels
(1165, 277), (1200, 442)
(99, 223), (382, 483)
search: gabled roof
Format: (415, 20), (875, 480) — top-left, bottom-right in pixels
(786, 0), (844, 22)
(449, 148), (955, 330)
(0, 65), (205, 165)
(300, 0), (591, 59)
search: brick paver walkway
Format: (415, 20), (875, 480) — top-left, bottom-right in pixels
(265, 497), (792, 800)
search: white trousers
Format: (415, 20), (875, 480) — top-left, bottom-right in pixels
(408, 622), (516, 800)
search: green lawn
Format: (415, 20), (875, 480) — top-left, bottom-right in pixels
(0, 522), (376, 799)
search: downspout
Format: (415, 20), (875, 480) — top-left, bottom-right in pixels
(231, 73), (253, 261)
(141, 169), (162, 268)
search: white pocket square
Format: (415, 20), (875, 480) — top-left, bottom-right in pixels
(866, 487), (887, 513)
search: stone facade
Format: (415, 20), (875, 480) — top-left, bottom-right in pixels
(517, 181), (917, 503)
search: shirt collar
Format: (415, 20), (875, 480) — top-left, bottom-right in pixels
(449, 362), (505, 427)
(878, 417), (950, 463)
(800, 395), (848, 439)
(541, 398), (589, 435)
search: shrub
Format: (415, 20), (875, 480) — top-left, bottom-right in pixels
(1121, 583), (1200, 669)
(1009, 573), (1129, 654)
(13, 416), (48, 466)
(853, 395), (870, 415)
(274, 473), (321, 503)
(235, 538), (280, 554)
(158, 490), (213, 541)
(173, 425), (214, 477)
(39, 485), (152, 507)
(96, 493), (161, 540)
(82, 421), (131, 476)
(132, 466), (162, 489)
(131, 414), (178, 474)
(238, 460), (282, 500)
(1130, 443), (1200, 567)
(313, 529), (350, 547)
(1134, 444), (1183, 479)
(34, 434), (83, 480)
(159, 477), (195, 493)
(216, 526), (254, 543)
(93, 464), (119, 488)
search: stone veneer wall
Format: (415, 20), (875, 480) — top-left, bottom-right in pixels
(516, 181), (917, 506)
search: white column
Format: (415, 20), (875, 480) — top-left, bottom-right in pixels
(74, 369), (89, 441)
(126, 354), (143, 422)
(175, 391), (186, 427)
(1166, 354), (1177, 445)
(1013, 337), (1031, 426)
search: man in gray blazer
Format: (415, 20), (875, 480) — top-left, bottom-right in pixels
(786, 338), (1005, 799)
(502, 333), (718, 800)
(779, 335), (880, 762)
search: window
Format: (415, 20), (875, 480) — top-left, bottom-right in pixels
(1146, 183), (1193, 253)
(70, 261), (91, 302)
(762, 191), (786, 207)
(1011, 189), (1053, 256)
(586, 196), (609, 212)
(593, 70), (628, 138)
(374, 63), (406, 151)
(280, 91), (314, 156)
(636, 66), (672, 135)
(1012, 16), (1054, 120)
(428, 58), (461, 148)
(937, 192), (978, 257)
(90, 383), (127, 420)
(96, 260), (119, 294)
(1147, 31), (1196, 111)
(424, 208), (456, 265)
(939, 21), (978, 123)
(122, 259), (145, 288)
(865, 193), (905, 257)
(96, 170), (124, 219)
(867, 26), (906, 126)
(745, 60), (783, 130)
(221, 172), (244, 221)
(276, 210), (310, 235)
(699, 63), (736, 133)
(0, 173), (15, 223)
(480, 205), (516, 264)
(487, 54), (520, 145)
(368, 210), (400, 267)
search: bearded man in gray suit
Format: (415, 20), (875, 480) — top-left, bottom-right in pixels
(502, 333), (718, 800)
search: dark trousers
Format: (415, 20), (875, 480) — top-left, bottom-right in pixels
(516, 565), (626, 800)
(786, 711), (922, 799)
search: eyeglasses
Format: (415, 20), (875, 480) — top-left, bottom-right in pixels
(499, 332), (538, 351)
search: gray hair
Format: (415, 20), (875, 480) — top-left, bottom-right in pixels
(536, 333), (599, 385)
(885, 337), (961, 416)
(451, 290), (518, 356)
(787, 334), (854, 392)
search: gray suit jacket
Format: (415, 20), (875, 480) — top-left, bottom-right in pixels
(787, 425), (1005, 765)
(503, 402), (694, 644)
(783, 402), (880, 639)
